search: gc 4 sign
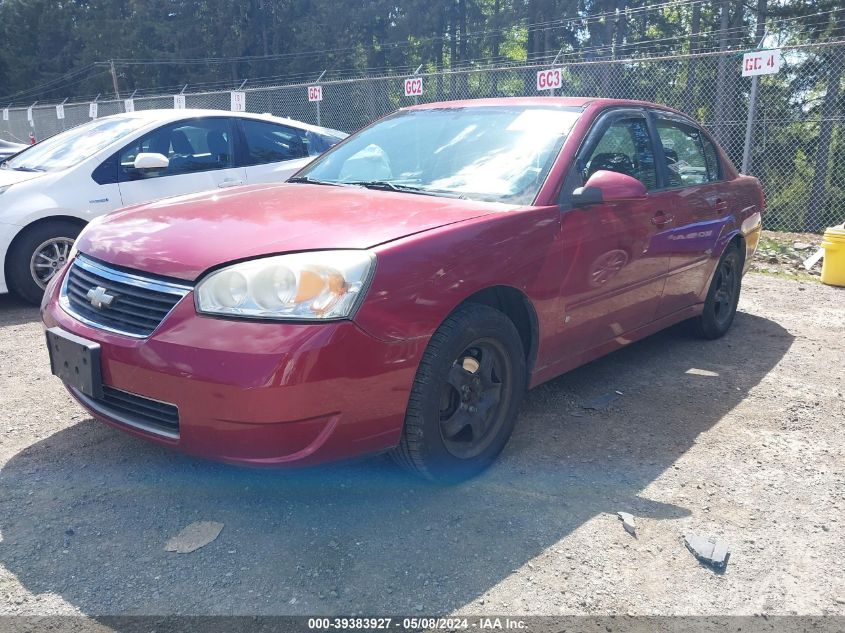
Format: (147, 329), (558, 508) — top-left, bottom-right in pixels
(536, 68), (562, 91)
(231, 91), (246, 111)
(742, 49), (781, 77)
(173, 94), (186, 109)
(404, 77), (423, 97)
(308, 86), (323, 102)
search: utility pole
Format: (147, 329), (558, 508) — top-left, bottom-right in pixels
(109, 60), (121, 99)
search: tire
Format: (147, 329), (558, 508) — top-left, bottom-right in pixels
(391, 303), (527, 482)
(691, 242), (742, 340)
(6, 220), (82, 305)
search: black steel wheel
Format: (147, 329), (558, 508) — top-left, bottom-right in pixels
(391, 303), (527, 481)
(692, 242), (742, 339)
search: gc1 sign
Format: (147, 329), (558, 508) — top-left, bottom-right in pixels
(742, 49), (781, 77)
(536, 68), (562, 91)
(404, 77), (423, 97)
(308, 86), (323, 102)
(231, 91), (246, 111)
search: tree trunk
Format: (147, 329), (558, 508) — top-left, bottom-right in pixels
(436, 2), (445, 100)
(682, 0), (701, 115)
(457, 0), (468, 94)
(491, 0), (500, 96)
(713, 0), (731, 147)
(449, 0), (457, 97)
(805, 52), (842, 232)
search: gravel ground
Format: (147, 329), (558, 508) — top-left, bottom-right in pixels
(0, 272), (843, 619)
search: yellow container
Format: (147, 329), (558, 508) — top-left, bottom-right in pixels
(820, 227), (845, 287)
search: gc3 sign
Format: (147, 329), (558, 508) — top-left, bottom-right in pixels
(742, 49), (782, 77)
(536, 68), (562, 91)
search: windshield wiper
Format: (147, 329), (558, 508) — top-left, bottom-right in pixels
(287, 176), (344, 187)
(347, 181), (466, 199)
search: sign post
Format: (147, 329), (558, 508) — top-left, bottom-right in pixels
(741, 48), (781, 174)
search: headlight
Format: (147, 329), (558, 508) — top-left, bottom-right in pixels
(195, 251), (376, 320)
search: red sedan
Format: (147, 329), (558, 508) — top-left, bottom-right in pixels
(41, 98), (763, 480)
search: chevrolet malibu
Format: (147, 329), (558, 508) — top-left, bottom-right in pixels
(41, 98), (763, 480)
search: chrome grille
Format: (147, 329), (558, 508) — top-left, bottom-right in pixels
(60, 255), (192, 338)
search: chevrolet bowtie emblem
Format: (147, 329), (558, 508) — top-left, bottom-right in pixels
(87, 286), (116, 309)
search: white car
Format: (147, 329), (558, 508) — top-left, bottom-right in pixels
(0, 109), (346, 303)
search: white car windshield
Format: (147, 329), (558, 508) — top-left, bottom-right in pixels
(3, 117), (149, 172)
(296, 105), (582, 204)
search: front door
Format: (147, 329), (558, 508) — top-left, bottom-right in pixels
(117, 117), (247, 206)
(557, 110), (670, 357)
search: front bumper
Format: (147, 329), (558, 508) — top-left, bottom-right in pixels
(42, 266), (425, 466)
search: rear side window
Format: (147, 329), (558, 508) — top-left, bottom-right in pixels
(240, 120), (310, 165)
(655, 119), (709, 187)
(117, 118), (234, 181)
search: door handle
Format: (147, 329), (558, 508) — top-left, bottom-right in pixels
(217, 179), (244, 189)
(651, 211), (675, 227)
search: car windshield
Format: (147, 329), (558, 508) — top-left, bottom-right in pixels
(296, 105), (582, 204)
(3, 116), (149, 172)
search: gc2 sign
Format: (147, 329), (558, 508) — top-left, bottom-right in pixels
(536, 68), (562, 91)
(742, 49), (781, 77)
(308, 86), (323, 102)
(404, 77), (423, 97)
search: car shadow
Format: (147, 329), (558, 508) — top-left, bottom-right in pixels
(0, 312), (792, 615)
(0, 293), (39, 327)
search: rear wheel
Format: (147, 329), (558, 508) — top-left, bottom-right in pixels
(692, 242), (742, 339)
(391, 304), (527, 482)
(6, 220), (82, 305)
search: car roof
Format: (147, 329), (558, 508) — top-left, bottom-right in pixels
(403, 96), (688, 117)
(94, 109), (345, 136)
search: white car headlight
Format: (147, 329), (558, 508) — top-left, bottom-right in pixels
(195, 250), (376, 320)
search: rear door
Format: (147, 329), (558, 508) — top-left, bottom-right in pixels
(117, 117), (247, 206)
(650, 113), (729, 317)
(237, 119), (319, 183)
(556, 109), (670, 355)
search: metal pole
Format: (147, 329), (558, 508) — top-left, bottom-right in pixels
(314, 70), (326, 127)
(109, 60), (121, 99)
(741, 75), (759, 174)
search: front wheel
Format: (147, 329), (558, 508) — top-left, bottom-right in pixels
(390, 303), (527, 482)
(692, 242), (742, 339)
(6, 220), (82, 305)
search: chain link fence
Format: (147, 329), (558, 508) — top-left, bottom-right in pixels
(2, 41), (843, 232)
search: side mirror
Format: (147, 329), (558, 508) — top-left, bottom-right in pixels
(572, 169), (648, 207)
(133, 152), (169, 171)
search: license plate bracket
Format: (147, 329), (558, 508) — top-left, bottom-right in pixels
(46, 327), (103, 399)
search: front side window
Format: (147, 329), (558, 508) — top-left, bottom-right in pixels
(118, 118), (234, 181)
(582, 116), (658, 190)
(240, 120), (309, 166)
(297, 106), (582, 205)
(702, 136), (721, 182)
(3, 117), (149, 173)
(656, 119), (709, 187)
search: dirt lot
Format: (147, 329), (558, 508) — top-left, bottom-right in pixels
(0, 272), (843, 620)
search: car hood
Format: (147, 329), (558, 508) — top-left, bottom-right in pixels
(77, 183), (504, 281)
(0, 167), (46, 187)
